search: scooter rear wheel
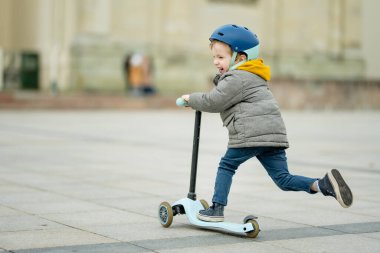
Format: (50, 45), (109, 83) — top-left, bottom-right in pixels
(199, 199), (209, 209)
(243, 215), (258, 223)
(159, 201), (173, 228)
(245, 219), (260, 238)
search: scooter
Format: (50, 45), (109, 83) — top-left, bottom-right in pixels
(158, 98), (260, 238)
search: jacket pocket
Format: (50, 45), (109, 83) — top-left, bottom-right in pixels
(225, 116), (238, 137)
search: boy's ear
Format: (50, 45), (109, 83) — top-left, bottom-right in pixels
(234, 53), (247, 64)
(239, 54), (247, 61)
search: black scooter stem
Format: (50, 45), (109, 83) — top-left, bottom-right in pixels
(187, 111), (201, 200)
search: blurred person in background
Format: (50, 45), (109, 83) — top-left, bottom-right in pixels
(124, 52), (156, 96)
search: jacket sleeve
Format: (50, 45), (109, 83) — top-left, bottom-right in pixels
(188, 73), (244, 113)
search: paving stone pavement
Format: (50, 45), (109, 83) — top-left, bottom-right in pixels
(0, 109), (379, 252)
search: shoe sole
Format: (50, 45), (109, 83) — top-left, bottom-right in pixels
(328, 169), (353, 208)
(197, 213), (224, 222)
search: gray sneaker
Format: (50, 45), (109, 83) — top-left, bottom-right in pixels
(319, 169), (353, 208)
(197, 203), (224, 222)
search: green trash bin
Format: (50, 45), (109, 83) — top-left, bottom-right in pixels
(20, 52), (39, 90)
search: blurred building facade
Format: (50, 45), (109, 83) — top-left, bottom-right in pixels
(0, 0), (379, 97)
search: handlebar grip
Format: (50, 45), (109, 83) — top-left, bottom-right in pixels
(176, 97), (188, 107)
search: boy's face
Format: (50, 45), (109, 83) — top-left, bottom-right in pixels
(211, 41), (232, 75)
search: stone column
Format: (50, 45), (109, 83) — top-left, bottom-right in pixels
(0, 49), (3, 90)
(78, 0), (110, 34)
(0, 0), (12, 49)
(362, 0), (380, 80)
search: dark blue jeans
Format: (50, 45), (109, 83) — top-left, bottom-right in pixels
(212, 147), (317, 206)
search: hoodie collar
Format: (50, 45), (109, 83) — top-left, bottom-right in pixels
(236, 59), (271, 81)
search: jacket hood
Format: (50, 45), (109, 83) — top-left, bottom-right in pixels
(236, 59), (271, 81)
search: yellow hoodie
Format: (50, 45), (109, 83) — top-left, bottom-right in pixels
(236, 59), (271, 81)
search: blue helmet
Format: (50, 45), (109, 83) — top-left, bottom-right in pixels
(210, 24), (260, 68)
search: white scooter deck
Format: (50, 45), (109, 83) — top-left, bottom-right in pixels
(173, 198), (254, 234)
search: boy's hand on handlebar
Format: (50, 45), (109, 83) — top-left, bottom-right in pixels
(181, 94), (190, 102)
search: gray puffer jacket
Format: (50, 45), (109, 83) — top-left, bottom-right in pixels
(188, 70), (289, 148)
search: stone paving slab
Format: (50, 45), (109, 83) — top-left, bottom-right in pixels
(14, 243), (150, 253)
(40, 209), (152, 227)
(4, 200), (110, 215)
(269, 234), (380, 253)
(0, 110), (379, 252)
(0, 228), (117, 251)
(0, 214), (65, 232)
(0, 206), (25, 217)
(79, 221), (213, 242)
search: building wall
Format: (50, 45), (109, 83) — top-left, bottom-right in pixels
(362, 0), (380, 80)
(0, 0), (379, 94)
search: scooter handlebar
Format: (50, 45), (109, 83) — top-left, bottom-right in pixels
(176, 97), (188, 107)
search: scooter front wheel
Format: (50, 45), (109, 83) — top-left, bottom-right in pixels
(159, 201), (173, 228)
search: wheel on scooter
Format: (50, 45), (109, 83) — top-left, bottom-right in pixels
(159, 202), (173, 228)
(243, 215), (258, 223)
(244, 215), (260, 238)
(200, 199), (209, 209)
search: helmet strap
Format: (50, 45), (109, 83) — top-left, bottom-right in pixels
(230, 60), (247, 71)
(229, 51), (247, 71)
(229, 51), (238, 69)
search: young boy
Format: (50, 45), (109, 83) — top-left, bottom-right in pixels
(181, 24), (353, 222)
